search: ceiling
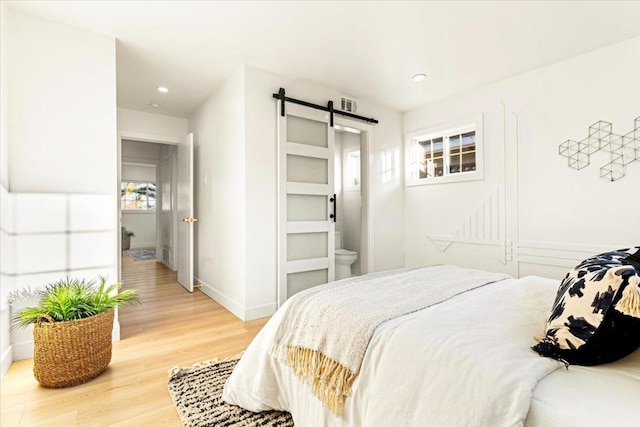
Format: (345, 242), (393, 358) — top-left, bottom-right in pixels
(6, 1), (640, 118)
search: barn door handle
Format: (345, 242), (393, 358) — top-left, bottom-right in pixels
(329, 194), (336, 223)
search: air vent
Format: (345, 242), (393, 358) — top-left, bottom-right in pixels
(340, 96), (358, 113)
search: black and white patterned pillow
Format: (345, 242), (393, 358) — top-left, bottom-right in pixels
(532, 246), (640, 366)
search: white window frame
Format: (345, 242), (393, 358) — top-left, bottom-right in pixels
(406, 114), (484, 186)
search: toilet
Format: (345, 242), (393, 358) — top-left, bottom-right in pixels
(335, 231), (358, 280)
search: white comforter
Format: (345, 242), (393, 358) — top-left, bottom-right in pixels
(224, 274), (569, 426)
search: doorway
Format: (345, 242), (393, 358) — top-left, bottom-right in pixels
(334, 117), (373, 278)
(117, 133), (195, 293)
(120, 139), (176, 270)
(334, 125), (369, 279)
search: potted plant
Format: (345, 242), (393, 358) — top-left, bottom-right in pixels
(12, 277), (139, 388)
(122, 227), (135, 251)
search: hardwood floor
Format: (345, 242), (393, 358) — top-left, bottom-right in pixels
(0, 255), (269, 426)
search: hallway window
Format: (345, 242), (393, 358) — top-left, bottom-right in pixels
(121, 181), (157, 210)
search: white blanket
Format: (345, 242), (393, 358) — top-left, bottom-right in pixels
(223, 274), (563, 426)
(272, 265), (511, 414)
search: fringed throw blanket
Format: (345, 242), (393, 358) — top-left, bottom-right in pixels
(271, 265), (511, 415)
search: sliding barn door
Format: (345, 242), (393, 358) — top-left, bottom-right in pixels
(278, 102), (335, 307)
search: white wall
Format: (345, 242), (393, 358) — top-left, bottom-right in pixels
(193, 65), (404, 320)
(0, 185), (12, 377)
(189, 68), (247, 319)
(403, 37), (640, 279)
(0, 4), (12, 377)
(118, 108), (188, 144)
(0, 8), (118, 372)
(121, 213), (156, 249)
(364, 99), (405, 272)
(122, 163), (156, 182)
(7, 10), (116, 194)
(0, 4), (9, 189)
(122, 140), (161, 162)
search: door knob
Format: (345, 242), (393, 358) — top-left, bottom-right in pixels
(182, 216), (198, 224)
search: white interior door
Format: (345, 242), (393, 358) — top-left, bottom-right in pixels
(177, 133), (195, 292)
(278, 103), (335, 307)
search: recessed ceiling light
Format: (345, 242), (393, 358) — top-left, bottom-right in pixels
(156, 86), (169, 93)
(412, 73), (427, 82)
(149, 103), (160, 108)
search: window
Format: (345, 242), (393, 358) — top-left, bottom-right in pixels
(407, 115), (483, 185)
(344, 149), (361, 191)
(121, 181), (157, 211)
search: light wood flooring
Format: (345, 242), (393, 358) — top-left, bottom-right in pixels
(1, 255), (269, 426)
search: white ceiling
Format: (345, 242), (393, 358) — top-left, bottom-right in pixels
(6, 1), (640, 118)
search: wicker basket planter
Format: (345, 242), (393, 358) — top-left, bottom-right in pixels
(33, 309), (114, 388)
(122, 227), (135, 251)
(122, 236), (131, 251)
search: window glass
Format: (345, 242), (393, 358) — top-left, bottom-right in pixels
(345, 150), (361, 189)
(461, 131), (476, 172)
(418, 140), (432, 179)
(449, 135), (460, 155)
(408, 123), (479, 184)
(121, 181), (157, 211)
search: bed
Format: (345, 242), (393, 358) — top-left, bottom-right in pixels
(223, 267), (640, 426)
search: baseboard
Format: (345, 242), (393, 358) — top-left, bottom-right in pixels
(244, 303), (277, 321)
(112, 320), (120, 342)
(1, 345), (12, 379)
(161, 260), (175, 271)
(195, 277), (277, 321)
(195, 276), (245, 320)
(12, 340), (33, 360)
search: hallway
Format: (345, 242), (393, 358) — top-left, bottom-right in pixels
(0, 256), (268, 426)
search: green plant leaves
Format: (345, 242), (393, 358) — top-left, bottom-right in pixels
(11, 277), (140, 329)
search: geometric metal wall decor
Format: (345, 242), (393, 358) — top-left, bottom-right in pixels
(558, 117), (640, 181)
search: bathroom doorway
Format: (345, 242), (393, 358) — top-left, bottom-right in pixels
(334, 117), (373, 279)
